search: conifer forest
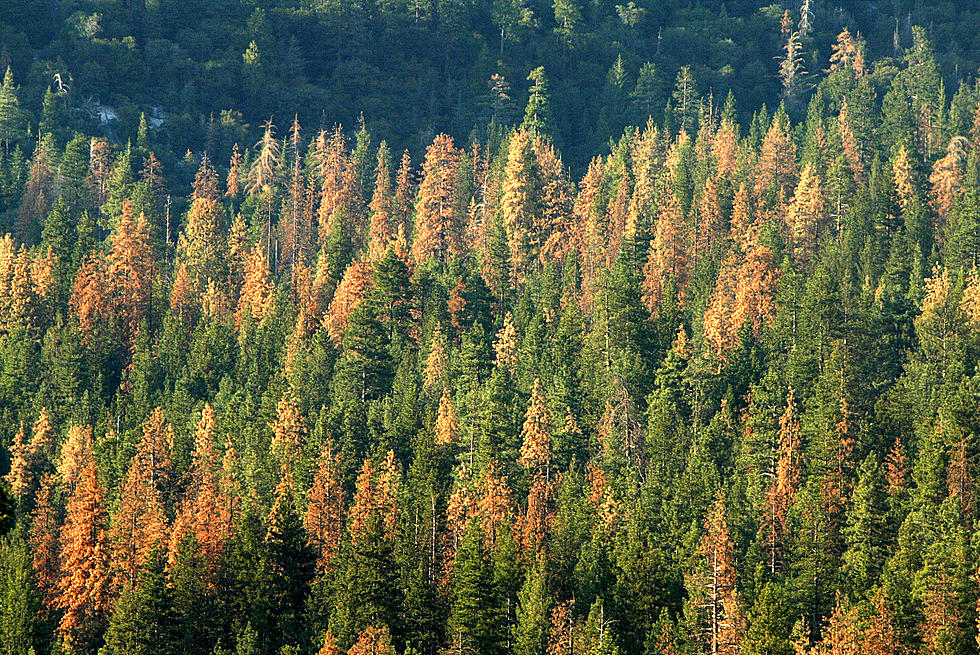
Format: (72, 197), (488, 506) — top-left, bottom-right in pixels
(6, 1), (980, 654)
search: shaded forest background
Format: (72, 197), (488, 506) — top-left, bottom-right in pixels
(2, 0), (980, 175)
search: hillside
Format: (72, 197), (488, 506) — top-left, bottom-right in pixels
(2, 3), (980, 655)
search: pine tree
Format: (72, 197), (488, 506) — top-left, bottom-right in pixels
(519, 378), (553, 479)
(841, 455), (888, 600)
(178, 405), (230, 573)
(30, 474), (60, 603)
(265, 484), (316, 651)
(435, 387), (460, 447)
(248, 119), (282, 197)
(270, 386), (306, 481)
(57, 425), (95, 493)
(523, 68), (552, 138)
(828, 28), (866, 76)
(754, 113), (798, 202)
(70, 251), (108, 340)
(546, 600), (578, 655)
(108, 200), (155, 343)
(760, 389), (801, 574)
(367, 141), (395, 261)
(0, 67), (22, 155)
(110, 412), (171, 587)
(347, 625), (396, 655)
(235, 244), (274, 327)
(514, 555), (551, 655)
(5, 424), (29, 504)
(786, 163), (826, 264)
(779, 30), (806, 106)
(178, 157), (226, 286)
(671, 66), (699, 133)
(494, 311), (519, 373)
(0, 531), (41, 655)
(304, 443), (345, 571)
(325, 259), (374, 343)
(929, 137), (968, 242)
(412, 134), (464, 264)
(642, 181), (688, 315)
(102, 549), (177, 655)
(448, 520), (504, 655)
(502, 130), (543, 283)
(695, 493), (742, 655)
(56, 460), (111, 653)
(17, 134), (55, 244)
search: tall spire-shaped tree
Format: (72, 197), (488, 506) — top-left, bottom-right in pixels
(519, 378), (553, 479)
(0, 67), (22, 155)
(502, 130), (542, 283)
(56, 460), (111, 653)
(412, 134), (464, 264)
(304, 443), (345, 571)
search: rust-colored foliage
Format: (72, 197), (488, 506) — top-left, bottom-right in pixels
(502, 129), (542, 283)
(30, 473), (60, 605)
(235, 244), (275, 327)
(170, 264), (198, 325)
(712, 119), (739, 179)
(304, 443), (345, 571)
(9, 408), (56, 502)
(348, 452), (400, 543)
(423, 325), (449, 391)
(435, 387), (459, 446)
(547, 600), (579, 655)
(892, 145), (918, 212)
(516, 473), (555, 554)
(70, 252), (108, 340)
(392, 149), (416, 237)
(929, 137), (968, 241)
(270, 386), (306, 478)
(864, 590), (903, 655)
(829, 28), (866, 77)
(642, 181), (688, 315)
(754, 115), (798, 202)
(57, 425), (95, 493)
(367, 142), (395, 261)
(519, 378), (553, 476)
(347, 624), (395, 655)
(5, 423), (29, 501)
(108, 200), (155, 342)
(412, 134), (464, 264)
(175, 404), (231, 573)
(225, 143), (243, 197)
(535, 139), (574, 265)
(703, 245), (779, 362)
(810, 597), (862, 655)
(786, 163), (826, 264)
(109, 410), (171, 586)
(317, 630), (340, 655)
(324, 258), (374, 343)
(56, 460), (110, 650)
(884, 437), (907, 497)
(698, 492), (742, 655)
(760, 388), (801, 574)
(316, 126), (363, 251)
(179, 157), (225, 286)
(494, 311), (519, 372)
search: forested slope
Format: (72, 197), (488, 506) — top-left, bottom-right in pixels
(1, 4), (980, 655)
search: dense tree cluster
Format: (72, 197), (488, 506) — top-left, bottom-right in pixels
(1, 0), (980, 172)
(4, 8), (980, 655)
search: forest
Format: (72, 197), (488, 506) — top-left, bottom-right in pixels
(3, 1), (980, 655)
